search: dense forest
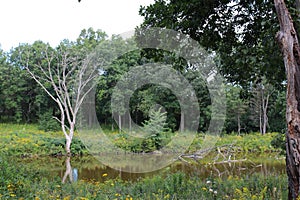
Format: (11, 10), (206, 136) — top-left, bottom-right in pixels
(0, 22), (287, 136)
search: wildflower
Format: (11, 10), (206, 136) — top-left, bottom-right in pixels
(209, 188), (213, 192)
(115, 193), (121, 197)
(214, 190), (217, 194)
(206, 180), (211, 184)
(63, 196), (71, 200)
(10, 193), (16, 197)
(102, 173), (108, 177)
(202, 187), (207, 191)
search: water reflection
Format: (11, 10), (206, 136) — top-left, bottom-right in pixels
(61, 157), (78, 183)
(18, 154), (286, 183)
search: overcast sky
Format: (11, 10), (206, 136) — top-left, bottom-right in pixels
(0, 0), (154, 51)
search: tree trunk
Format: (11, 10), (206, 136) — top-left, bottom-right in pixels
(129, 112), (132, 132)
(262, 94), (269, 135)
(65, 123), (74, 156)
(259, 102), (263, 135)
(65, 136), (72, 156)
(111, 113), (114, 131)
(274, 0), (300, 199)
(180, 112), (185, 132)
(237, 113), (241, 136)
(118, 114), (122, 133)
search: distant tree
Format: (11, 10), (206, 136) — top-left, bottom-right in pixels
(250, 77), (274, 135)
(226, 85), (248, 135)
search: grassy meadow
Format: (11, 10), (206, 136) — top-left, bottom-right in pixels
(0, 123), (288, 199)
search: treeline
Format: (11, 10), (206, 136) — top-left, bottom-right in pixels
(0, 27), (286, 134)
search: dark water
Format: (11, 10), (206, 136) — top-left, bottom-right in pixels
(18, 153), (286, 183)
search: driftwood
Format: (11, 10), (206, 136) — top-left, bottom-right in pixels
(180, 144), (236, 160)
(210, 158), (247, 165)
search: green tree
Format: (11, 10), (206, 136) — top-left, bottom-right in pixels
(139, 0), (284, 87)
(225, 85), (248, 135)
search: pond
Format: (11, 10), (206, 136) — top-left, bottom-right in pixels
(16, 153), (286, 183)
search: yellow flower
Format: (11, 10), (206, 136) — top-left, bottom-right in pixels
(63, 196), (71, 200)
(202, 187), (207, 191)
(102, 173), (108, 177)
(115, 193), (121, 197)
(10, 193), (16, 197)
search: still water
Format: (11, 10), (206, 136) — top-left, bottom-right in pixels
(17, 153), (286, 183)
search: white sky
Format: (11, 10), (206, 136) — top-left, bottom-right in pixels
(0, 0), (154, 52)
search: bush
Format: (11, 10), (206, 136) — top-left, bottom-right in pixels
(38, 112), (60, 132)
(271, 132), (286, 155)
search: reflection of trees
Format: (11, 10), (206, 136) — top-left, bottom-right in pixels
(62, 157), (78, 183)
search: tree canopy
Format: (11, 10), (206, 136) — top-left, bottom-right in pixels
(139, 0), (285, 86)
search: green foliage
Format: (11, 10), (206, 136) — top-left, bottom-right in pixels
(189, 132), (281, 154)
(271, 132), (286, 155)
(132, 108), (171, 152)
(225, 85), (248, 134)
(0, 124), (86, 156)
(38, 111), (60, 132)
(139, 0), (284, 87)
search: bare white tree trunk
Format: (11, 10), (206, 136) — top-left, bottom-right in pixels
(24, 45), (98, 156)
(237, 113), (241, 135)
(118, 114), (122, 133)
(259, 102), (263, 134)
(180, 112), (185, 132)
(262, 93), (270, 135)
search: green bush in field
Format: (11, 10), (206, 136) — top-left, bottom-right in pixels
(141, 107), (171, 151)
(38, 111), (60, 132)
(271, 132), (286, 155)
(113, 108), (172, 153)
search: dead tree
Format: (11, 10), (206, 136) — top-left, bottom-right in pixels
(274, 0), (300, 198)
(24, 45), (98, 155)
